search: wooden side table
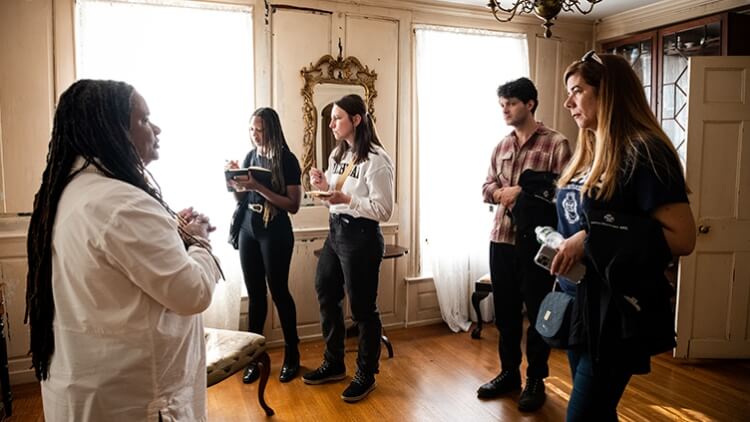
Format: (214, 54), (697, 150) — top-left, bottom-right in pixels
(313, 244), (408, 358)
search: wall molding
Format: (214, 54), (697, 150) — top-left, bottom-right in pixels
(274, 0), (592, 37)
(595, 0), (750, 42)
(299, 0), (509, 21)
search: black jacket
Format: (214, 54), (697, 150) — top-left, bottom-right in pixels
(573, 207), (675, 373)
(511, 170), (558, 262)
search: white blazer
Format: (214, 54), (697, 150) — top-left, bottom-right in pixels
(41, 160), (220, 421)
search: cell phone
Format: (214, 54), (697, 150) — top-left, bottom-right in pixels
(534, 244), (586, 283)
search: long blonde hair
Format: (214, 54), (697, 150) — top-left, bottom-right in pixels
(559, 53), (685, 200)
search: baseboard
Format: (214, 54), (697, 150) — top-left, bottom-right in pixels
(9, 356), (36, 385)
(404, 317), (443, 328)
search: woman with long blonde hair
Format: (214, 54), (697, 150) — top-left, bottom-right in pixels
(550, 51), (696, 420)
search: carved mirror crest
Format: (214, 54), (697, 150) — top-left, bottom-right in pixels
(300, 53), (377, 189)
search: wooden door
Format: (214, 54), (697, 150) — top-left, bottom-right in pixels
(675, 56), (750, 358)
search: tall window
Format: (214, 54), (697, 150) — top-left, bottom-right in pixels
(76, 0), (254, 328)
(415, 25), (528, 331)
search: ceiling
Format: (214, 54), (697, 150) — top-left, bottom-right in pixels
(438, 0), (658, 20)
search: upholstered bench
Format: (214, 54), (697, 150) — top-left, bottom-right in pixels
(205, 327), (274, 416)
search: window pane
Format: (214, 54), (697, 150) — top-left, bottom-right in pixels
(415, 26), (528, 278)
(606, 39), (652, 106)
(76, 0), (254, 308)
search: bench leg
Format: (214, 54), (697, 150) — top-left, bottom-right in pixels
(346, 323), (394, 359)
(381, 330), (394, 358)
(471, 290), (491, 339)
(254, 352), (274, 416)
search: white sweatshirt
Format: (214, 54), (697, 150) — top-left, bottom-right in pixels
(325, 145), (394, 222)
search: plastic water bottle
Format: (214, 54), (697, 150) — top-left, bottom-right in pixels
(534, 226), (586, 282)
(535, 226), (564, 249)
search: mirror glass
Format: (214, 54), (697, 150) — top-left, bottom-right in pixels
(313, 84), (367, 171)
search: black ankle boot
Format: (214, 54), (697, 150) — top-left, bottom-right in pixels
(279, 346), (300, 383)
(477, 370), (521, 399)
(243, 361), (260, 384)
(518, 377), (546, 411)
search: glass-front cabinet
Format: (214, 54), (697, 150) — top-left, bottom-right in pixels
(658, 16), (723, 163)
(603, 11), (750, 163)
(604, 32), (656, 110)
(601, 10), (750, 310)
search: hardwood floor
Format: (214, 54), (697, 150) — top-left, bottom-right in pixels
(8, 323), (750, 421)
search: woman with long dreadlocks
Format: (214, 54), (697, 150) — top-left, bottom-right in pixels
(25, 79), (222, 421)
(226, 107), (302, 383)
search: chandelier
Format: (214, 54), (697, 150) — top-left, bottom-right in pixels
(487, 0), (603, 38)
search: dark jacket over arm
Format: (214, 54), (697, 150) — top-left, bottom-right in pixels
(574, 208), (675, 373)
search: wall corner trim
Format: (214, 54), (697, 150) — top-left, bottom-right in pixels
(595, 0), (750, 42)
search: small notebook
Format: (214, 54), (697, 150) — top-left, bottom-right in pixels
(225, 167), (272, 192)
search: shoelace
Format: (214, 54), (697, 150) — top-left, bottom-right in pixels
(318, 361), (331, 373)
(524, 379), (543, 394)
(493, 371), (515, 384)
(352, 371), (371, 386)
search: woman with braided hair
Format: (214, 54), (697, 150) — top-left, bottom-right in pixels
(25, 79), (222, 421)
(226, 107), (302, 383)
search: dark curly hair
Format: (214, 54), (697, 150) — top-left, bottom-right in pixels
(496, 77), (539, 114)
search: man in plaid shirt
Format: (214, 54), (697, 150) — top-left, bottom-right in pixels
(478, 77), (571, 412)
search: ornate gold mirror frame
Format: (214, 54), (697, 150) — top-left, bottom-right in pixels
(300, 53), (377, 189)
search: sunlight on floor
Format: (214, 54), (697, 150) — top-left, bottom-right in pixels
(545, 376), (572, 402)
(647, 405), (713, 421)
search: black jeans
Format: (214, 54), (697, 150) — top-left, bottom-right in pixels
(239, 211), (299, 346)
(316, 214), (384, 375)
(489, 241), (554, 379)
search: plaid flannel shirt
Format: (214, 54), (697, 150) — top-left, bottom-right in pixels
(483, 123), (572, 244)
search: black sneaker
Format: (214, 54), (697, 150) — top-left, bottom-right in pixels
(341, 371), (376, 403)
(302, 360), (346, 385)
(477, 370), (521, 399)
(518, 377), (546, 411)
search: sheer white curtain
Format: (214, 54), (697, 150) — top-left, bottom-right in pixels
(415, 26), (528, 332)
(76, 0), (254, 329)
